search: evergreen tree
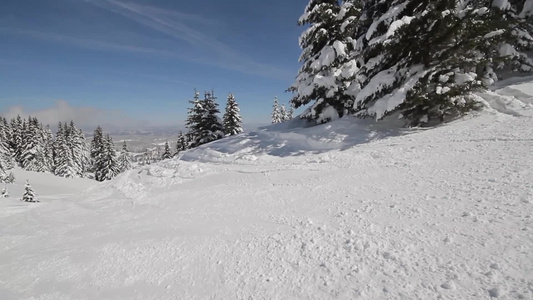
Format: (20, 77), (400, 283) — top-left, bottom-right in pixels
(280, 104), (288, 122)
(186, 90), (225, 147)
(18, 118), (28, 166)
(292, 0), (533, 126)
(0, 126), (15, 183)
(2, 172), (15, 184)
(1, 186), (8, 198)
(348, 0), (493, 124)
(94, 134), (119, 182)
(42, 125), (55, 173)
(223, 93), (244, 136)
(289, 0), (361, 123)
(0, 117), (14, 171)
(185, 91), (203, 147)
(491, 1), (533, 76)
(66, 121), (90, 177)
(53, 122), (77, 178)
(118, 141), (132, 172)
(9, 115), (23, 163)
(271, 97), (283, 124)
(175, 131), (188, 156)
(90, 126), (104, 171)
(287, 105), (294, 121)
(20, 117), (49, 172)
(161, 141), (172, 160)
(22, 180), (38, 202)
(0, 160), (7, 183)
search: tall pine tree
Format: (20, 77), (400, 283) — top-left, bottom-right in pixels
(271, 97), (283, 124)
(186, 90), (225, 147)
(291, 0), (533, 126)
(161, 141), (172, 160)
(185, 91), (203, 148)
(53, 122), (77, 178)
(20, 117), (50, 172)
(118, 141), (132, 172)
(289, 0), (362, 123)
(94, 133), (119, 182)
(175, 131), (188, 156)
(223, 93), (244, 136)
(0, 117), (14, 171)
(90, 125), (104, 170)
(9, 115), (23, 163)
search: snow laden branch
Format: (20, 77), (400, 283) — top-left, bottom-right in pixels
(291, 0), (533, 126)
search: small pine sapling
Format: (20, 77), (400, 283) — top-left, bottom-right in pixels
(1, 186), (8, 198)
(162, 141), (172, 160)
(22, 180), (38, 202)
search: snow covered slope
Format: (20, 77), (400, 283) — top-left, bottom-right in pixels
(1, 82), (532, 300)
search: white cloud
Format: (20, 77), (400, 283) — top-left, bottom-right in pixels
(1, 100), (153, 132)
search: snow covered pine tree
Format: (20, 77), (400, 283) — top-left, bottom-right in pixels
(289, 0), (361, 124)
(10, 115), (23, 163)
(161, 141), (172, 160)
(286, 105), (295, 121)
(0, 118), (15, 182)
(185, 91), (225, 147)
(175, 131), (188, 156)
(22, 180), (38, 202)
(291, 0), (533, 126)
(19, 117), (51, 172)
(91, 127), (119, 181)
(54, 122), (77, 178)
(223, 93), (244, 136)
(117, 141), (132, 172)
(271, 97), (284, 124)
(1, 186), (8, 198)
(66, 121), (90, 177)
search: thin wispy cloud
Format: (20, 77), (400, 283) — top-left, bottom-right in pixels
(0, 26), (171, 56)
(1, 25), (292, 81)
(109, 70), (195, 87)
(85, 0), (294, 80)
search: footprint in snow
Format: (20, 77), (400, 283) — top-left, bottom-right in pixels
(488, 287), (502, 298)
(441, 281), (456, 290)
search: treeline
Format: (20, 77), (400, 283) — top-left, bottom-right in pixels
(1, 91), (244, 182)
(0, 115), (132, 182)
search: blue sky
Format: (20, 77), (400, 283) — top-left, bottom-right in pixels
(0, 0), (307, 130)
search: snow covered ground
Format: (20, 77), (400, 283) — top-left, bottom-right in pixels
(1, 80), (532, 299)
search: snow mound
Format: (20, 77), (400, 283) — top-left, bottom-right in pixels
(180, 116), (410, 164)
(108, 159), (211, 203)
(484, 75), (533, 114)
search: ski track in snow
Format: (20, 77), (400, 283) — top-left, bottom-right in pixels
(1, 85), (533, 299)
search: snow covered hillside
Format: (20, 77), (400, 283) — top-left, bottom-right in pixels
(1, 80), (532, 299)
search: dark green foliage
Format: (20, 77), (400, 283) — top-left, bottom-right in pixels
(0, 117), (14, 171)
(175, 131), (188, 156)
(161, 141), (172, 160)
(289, 0), (362, 123)
(291, 0), (533, 126)
(10, 115), (23, 162)
(223, 93), (244, 136)
(185, 90), (225, 147)
(118, 141), (132, 172)
(91, 127), (119, 182)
